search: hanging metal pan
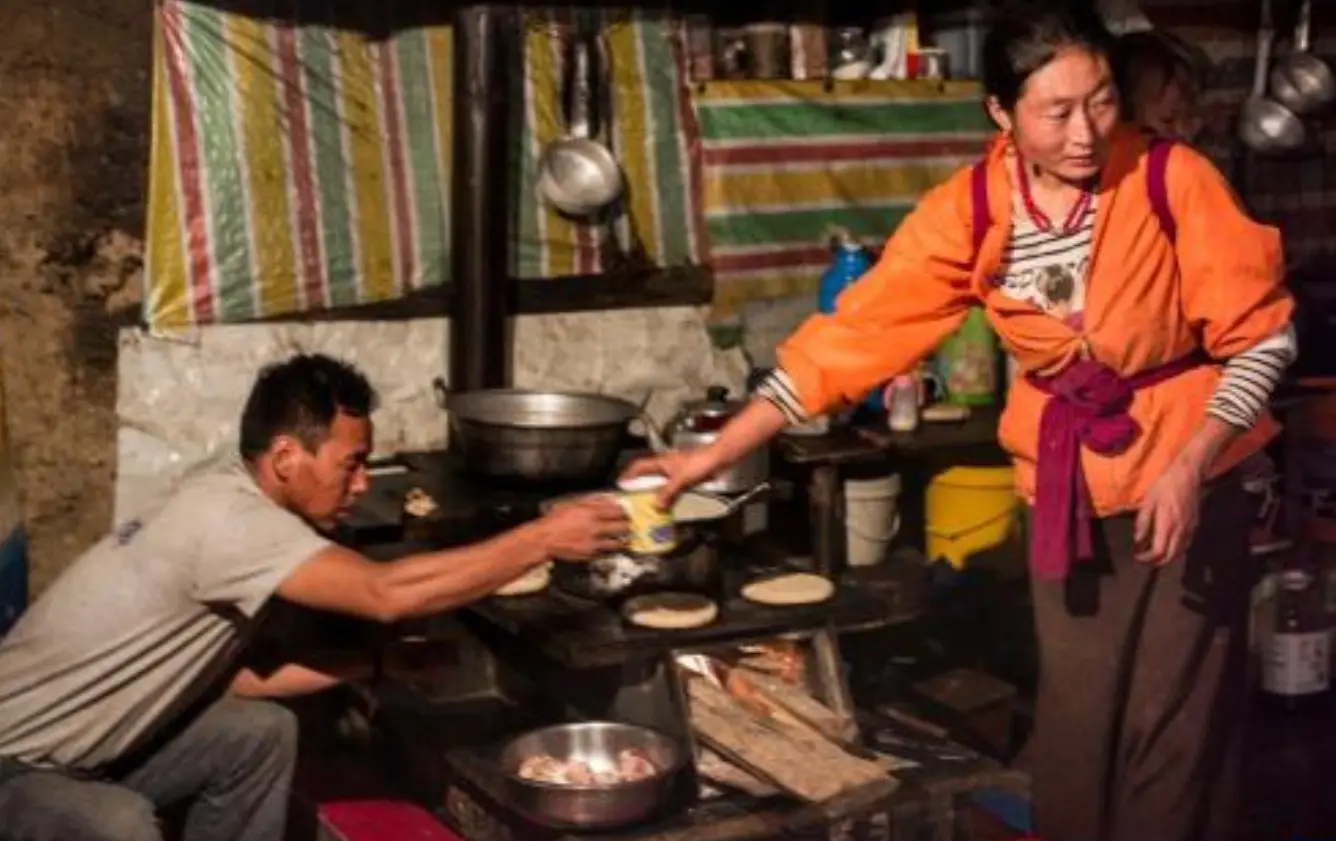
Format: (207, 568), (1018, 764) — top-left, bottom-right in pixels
(1270, 0), (1336, 116)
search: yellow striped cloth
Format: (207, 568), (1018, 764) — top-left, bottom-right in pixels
(694, 80), (992, 317)
(143, 5), (702, 331)
(146, 1), (454, 331)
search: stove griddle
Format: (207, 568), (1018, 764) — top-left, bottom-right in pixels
(464, 575), (894, 669)
(339, 451), (920, 669)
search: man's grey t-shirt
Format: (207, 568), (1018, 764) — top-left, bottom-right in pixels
(0, 465), (330, 770)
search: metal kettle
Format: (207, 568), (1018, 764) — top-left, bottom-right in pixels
(664, 386), (770, 494)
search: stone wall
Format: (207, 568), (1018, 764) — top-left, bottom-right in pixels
(0, 0), (150, 592)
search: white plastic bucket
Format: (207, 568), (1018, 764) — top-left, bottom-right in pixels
(844, 474), (902, 567)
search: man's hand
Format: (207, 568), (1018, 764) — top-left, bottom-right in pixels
(535, 495), (629, 561)
(619, 447), (723, 508)
(229, 661), (368, 698)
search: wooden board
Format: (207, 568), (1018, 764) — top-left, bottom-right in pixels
(686, 677), (890, 804)
(695, 748), (779, 798)
(731, 666), (856, 743)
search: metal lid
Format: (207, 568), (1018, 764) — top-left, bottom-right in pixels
(676, 386), (746, 432)
(684, 385), (745, 414)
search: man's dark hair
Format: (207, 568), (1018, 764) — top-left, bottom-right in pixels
(239, 353), (377, 463)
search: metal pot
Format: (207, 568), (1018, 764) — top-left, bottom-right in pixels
(551, 530), (721, 602)
(663, 386), (769, 494)
(1269, 0), (1335, 116)
(539, 485), (778, 600)
(433, 379), (653, 485)
(497, 721), (684, 830)
(1240, 0), (1307, 155)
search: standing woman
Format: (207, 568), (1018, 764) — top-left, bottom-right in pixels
(626, 5), (1295, 840)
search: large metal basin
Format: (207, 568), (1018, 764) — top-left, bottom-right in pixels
(497, 721), (685, 829)
(434, 380), (650, 485)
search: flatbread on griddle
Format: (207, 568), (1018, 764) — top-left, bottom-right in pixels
(740, 573), (835, 607)
(623, 592), (719, 629)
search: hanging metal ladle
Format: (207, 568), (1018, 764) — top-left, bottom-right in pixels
(535, 21), (624, 218)
(1270, 0), (1336, 116)
(1239, 0), (1306, 156)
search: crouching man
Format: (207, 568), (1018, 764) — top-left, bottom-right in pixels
(0, 353), (628, 841)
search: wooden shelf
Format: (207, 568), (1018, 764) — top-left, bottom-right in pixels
(777, 407), (1005, 467)
(692, 79), (984, 99)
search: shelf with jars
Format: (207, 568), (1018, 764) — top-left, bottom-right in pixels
(678, 8), (987, 87)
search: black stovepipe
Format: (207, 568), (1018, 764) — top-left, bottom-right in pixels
(449, 5), (512, 392)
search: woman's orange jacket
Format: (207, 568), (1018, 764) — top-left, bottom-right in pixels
(776, 127), (1293, 516)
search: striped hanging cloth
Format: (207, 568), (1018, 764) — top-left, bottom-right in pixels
(694, 79), (992, 317)
(145, 0), (453, 331)
(511, 11), (705, 279)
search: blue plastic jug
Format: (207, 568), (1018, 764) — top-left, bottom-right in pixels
(818, 231), (882, 410)
(818, 230), (871, 313)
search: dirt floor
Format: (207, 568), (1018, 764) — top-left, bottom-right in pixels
(0, 0), (150, 592)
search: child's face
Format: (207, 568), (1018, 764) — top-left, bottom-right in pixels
(1133, 70), (1202, 141)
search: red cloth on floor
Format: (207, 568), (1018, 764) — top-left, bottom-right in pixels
(318, 800), (466, 841)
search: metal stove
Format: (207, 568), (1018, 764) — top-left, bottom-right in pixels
(339, 451), (921, 840)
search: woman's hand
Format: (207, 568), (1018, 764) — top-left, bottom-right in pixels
(619, 447), (724, 508)
(1134, 457), (1204, 565)
(620, 397), (790, 507)
(1134, 416), (1237, 565)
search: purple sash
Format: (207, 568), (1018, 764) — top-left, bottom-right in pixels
(1026, 351), (1207, 579)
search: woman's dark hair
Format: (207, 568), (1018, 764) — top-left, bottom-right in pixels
(1114, 30), (1210, 117)
(982, 1), (1117, 112)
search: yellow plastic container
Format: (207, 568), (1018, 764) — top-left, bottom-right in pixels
(925, 466), (1020, 569)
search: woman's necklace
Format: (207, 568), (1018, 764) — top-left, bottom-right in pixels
(1016, 157), (1093, 234)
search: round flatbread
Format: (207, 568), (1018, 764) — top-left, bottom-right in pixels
(741, 573), (835, 607)
(622, 592), (719, 630)
(495, 564), (551, 597)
